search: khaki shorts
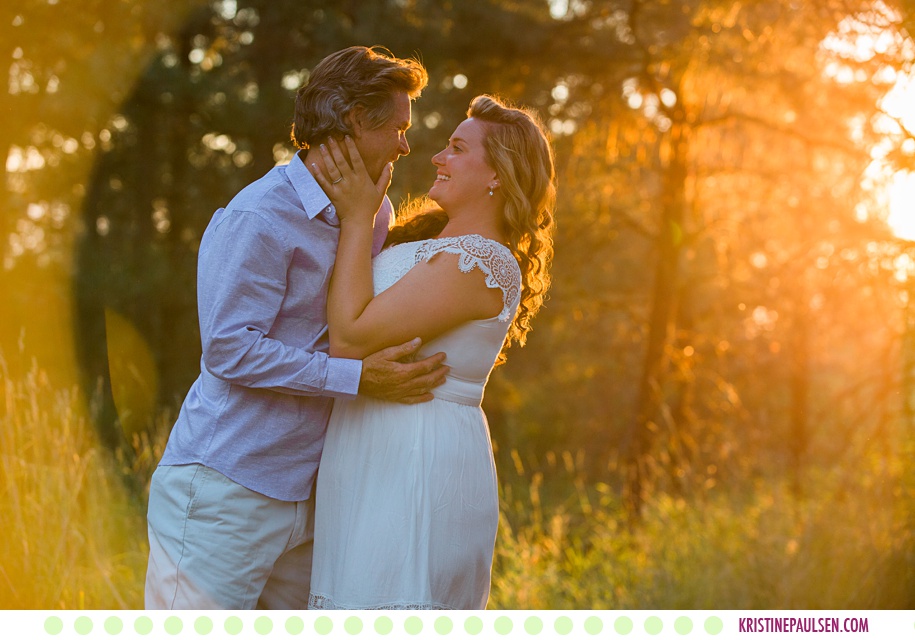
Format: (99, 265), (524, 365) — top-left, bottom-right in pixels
(145, 464), (314, 609)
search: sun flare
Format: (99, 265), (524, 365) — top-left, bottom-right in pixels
(825, 6), (915, 242)
(887, 171), (915, 241)
(878, 66), (915, 241)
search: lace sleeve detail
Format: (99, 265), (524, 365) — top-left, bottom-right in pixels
(415, 234), (521, 322)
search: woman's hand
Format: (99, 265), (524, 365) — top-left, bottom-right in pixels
(309, 136), (393, 223)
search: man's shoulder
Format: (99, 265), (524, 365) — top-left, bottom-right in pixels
(227, 164), (298, 215)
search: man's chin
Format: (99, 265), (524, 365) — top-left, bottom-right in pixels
(368, 165), (388, 184)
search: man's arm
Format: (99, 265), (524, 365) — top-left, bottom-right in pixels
(200, 207), (446, 403)
(198, 208), (359, 398)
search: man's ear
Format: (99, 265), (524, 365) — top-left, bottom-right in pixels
(346, 105), (367, 137)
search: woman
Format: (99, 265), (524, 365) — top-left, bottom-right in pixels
(307, 95), (555, 609)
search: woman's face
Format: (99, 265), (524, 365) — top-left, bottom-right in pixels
(428, 118), (498, 210)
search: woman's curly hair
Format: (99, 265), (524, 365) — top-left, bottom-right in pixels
(385, 95), (556, 363)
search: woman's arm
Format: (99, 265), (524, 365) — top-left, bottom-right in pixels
(331, 250), (503, 358)
(311, 138), (503, 359)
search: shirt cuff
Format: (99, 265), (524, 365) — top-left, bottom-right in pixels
(324, 356), (362, 398)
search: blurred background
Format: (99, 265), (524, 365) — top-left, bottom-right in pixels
(1, 0), (913, 609)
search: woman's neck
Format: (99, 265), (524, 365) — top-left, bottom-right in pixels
(438, 206), (506, 244)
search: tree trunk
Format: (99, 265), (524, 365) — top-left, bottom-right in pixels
(621, 109), (690, 520)
(788, 295), (809, 497)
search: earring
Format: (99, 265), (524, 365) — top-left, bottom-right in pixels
(489, 187), (494, 197)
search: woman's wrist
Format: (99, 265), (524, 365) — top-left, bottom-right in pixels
(338, 213), (375, 233)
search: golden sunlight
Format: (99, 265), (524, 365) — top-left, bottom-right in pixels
(887, 170), (915, 241)
(823, 4), (915, 241)
(881, 71), (915, 241)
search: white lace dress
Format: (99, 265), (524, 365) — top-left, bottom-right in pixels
(308, 234), (521, 610)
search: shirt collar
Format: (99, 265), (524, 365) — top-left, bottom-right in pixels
(287, 150), (336, 222)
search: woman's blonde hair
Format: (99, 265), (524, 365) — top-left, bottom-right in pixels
(386, 95), (556, 362)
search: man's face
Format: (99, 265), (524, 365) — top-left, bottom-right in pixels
(352, 92), (412, 182)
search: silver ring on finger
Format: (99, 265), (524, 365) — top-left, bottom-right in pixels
(332, 177), (344, 185)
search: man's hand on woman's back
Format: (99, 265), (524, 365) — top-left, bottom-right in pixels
(359, 338), (448, 404)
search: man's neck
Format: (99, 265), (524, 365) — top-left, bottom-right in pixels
(302, 139), (355, 175)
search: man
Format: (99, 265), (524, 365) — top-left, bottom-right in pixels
(145, 46), (444, 609)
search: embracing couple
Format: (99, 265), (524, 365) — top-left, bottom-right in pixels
(145, 45), (556, 610)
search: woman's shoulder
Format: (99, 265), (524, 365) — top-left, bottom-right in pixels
(388, 233), (513, 262)
(429, 233), (516, 265)
(420, 233), (513, 257)
(417, 234), (521, 321)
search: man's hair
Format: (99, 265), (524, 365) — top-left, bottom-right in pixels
(291, 46), (428, 149)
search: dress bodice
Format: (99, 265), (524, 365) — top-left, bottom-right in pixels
(372, 234), (521, 406)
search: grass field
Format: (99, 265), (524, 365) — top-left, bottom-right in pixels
(1, 364), (912, 609)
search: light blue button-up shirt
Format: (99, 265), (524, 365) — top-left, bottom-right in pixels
(159, 151), (390, 501)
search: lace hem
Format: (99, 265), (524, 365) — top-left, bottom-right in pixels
(308, 592), (456, 610)
(414, 234), (521, 322)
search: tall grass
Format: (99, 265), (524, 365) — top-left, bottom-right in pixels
(2, 363), (912, 609)
(0, 363), (151, 608)
(492, 447), (915, 609)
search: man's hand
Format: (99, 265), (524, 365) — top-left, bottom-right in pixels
(359, 338), (448, 404)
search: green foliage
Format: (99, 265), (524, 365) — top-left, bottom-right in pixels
(2, 365), (911, 609)
(5, 0), (908, 492)
(4, 0), (915, 607)
(492, 449), (915, 609)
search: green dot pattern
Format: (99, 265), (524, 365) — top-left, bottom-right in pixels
(615, 616), (634, 635)
(434, 616), (453, 634)
(104, 616), (123, 635)
(404, 616), (423, 635)
(194, 616), (213, 635)
(645, 616), (664, 635)
(344, 616), (362, 635)
(705, 616), (724, 635)
(254, 616), (273, 635)
(224, 616), (243, 635)
(164, 616), (183, 635)
(26, 613), (770, 639)
(286, 616), (305, 635)
(675, 615), (693, 634)
(464, 616), (484, 635)
(524, 616), (543, 635)
(44, 617), (63, 635)
(374, 616), (394, 635)
(134, 616), (153, 635)
(314, 616), (333, 635)
(74, 616), (93, 635)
